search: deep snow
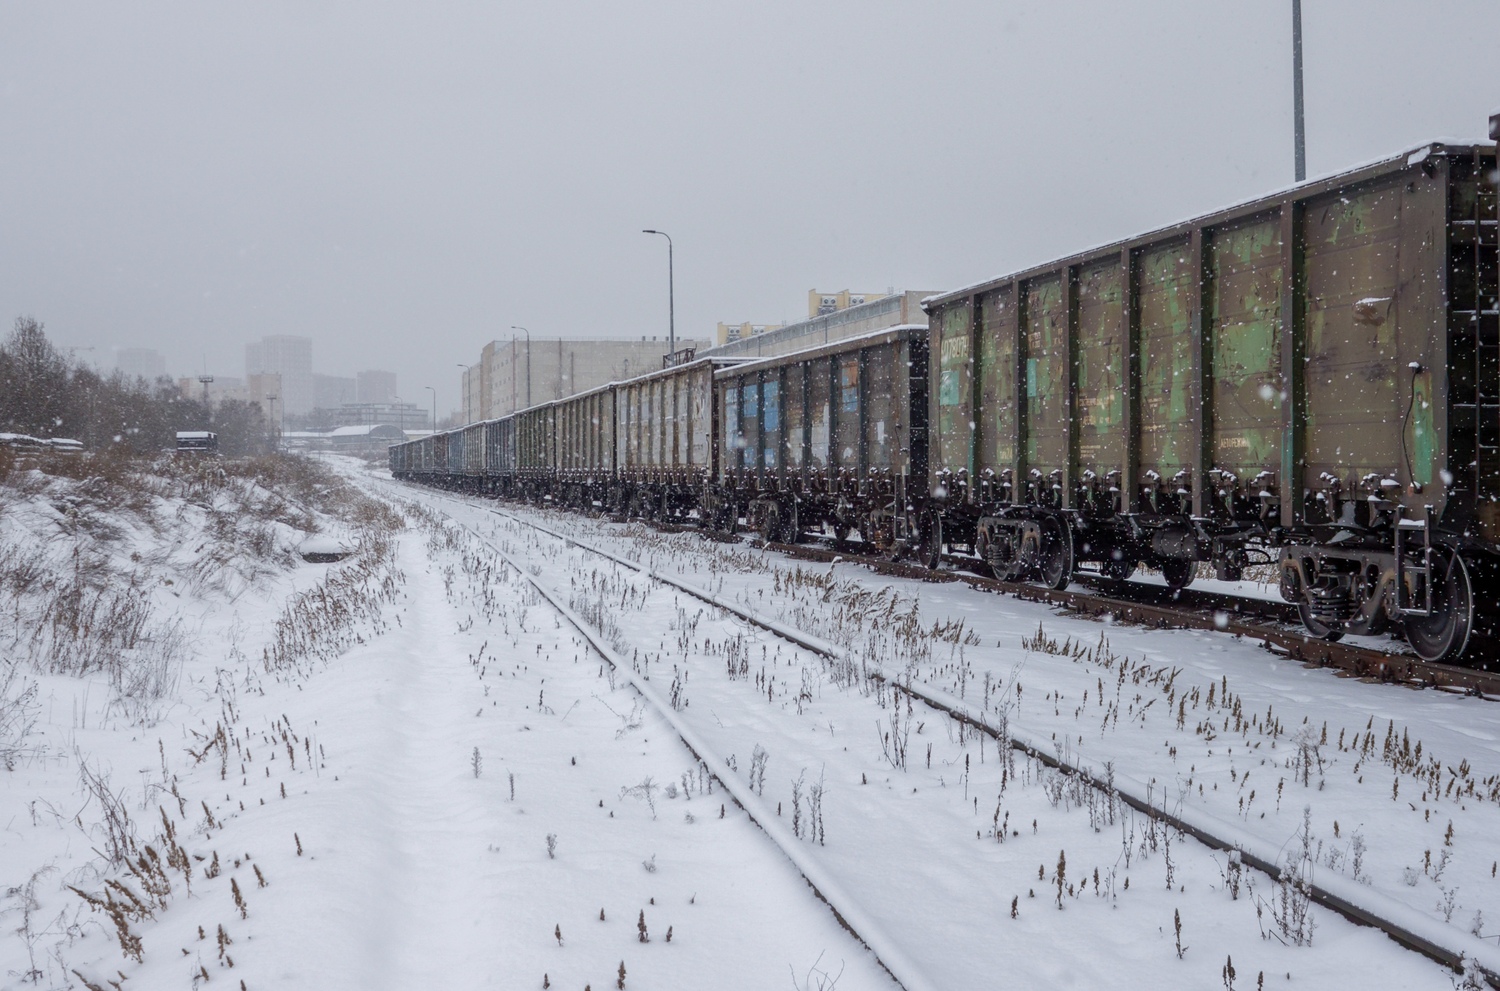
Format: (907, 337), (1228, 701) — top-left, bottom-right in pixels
(5, 455), (1500, 990)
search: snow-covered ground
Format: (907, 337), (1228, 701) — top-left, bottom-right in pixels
(5, 455), (1499, 989)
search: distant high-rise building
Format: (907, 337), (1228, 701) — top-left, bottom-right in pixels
(313, 374), (357, 409)
(115, 347), (167, 382)
(245, 335), (313, 415)
(356, 370), (398, 404)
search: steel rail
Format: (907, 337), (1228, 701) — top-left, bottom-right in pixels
(434, 507), (936, 991)
(761, 538), (1500, 700)
(489, 503), (1500, 986)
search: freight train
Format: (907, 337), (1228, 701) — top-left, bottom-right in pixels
(393, 124), (1498, 665)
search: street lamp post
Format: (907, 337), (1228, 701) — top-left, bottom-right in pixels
(1292, 0), (1306, 182)
(510, 326), (532, 410)
(424, 385), (436, 432)
(642, 229), (674, 362)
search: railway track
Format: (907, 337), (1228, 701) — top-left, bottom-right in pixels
(619, 503), (1500, 696)
(480, 500), (1500, 984)
(426, 504), (938, 991)
(748, 535), (1500, 700)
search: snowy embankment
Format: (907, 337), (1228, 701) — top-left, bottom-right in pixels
(405, 483), (1500, 990)
(9, 448), (1498, 989)
(1, 456), (890, 990)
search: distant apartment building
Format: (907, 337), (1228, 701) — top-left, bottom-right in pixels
(357, 370), (398, 404)
(245, 335), (314, 415)
(461, 337), (709, 423)
(313, 373), (357, 409)
(246, 373), (284, 425)
(115, 347), (167, 382)
(809, 289), (891, 317)
(703, 290), (935, 361)
(176, 375), (249, 405)
(715, 322), (787, 347)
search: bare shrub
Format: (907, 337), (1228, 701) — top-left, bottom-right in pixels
(262, 535), (405, 678)
(0, 664), (41, 769)
(76, 751), (138, 868)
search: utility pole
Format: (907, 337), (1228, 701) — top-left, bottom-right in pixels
(457, 363), (471, 424)
(511, 326), (532, 409)
(642, 230), (675, 364)
(1293, 0), (1306, 182)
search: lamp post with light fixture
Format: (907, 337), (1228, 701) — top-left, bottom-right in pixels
(510, 326), (532, 409)
(1292, 0), (1305, 182)
(642, 229), (674, 362)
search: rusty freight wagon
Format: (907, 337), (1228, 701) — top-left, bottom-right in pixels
(617, 355), (744, 522)
(482, 416), (517, 497)
(515, 404), (557, 501)
(460, 421), (486, 484)
(923, 138), (1497, 662)
(714, 326), (929, 548)
(555, 384), (616, 511)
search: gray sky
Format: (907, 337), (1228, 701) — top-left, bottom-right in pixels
(2, 1), (1496, 417)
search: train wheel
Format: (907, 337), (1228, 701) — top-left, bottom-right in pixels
(1296, 603), (1345, 642)
(1102, 556), (1137, 583)
(1037, 516), (1073, 591)
(784, 501), (800, 544)
(917, 512), (943, 570)
(758, 502), (782, 543)
(1405, 552), (1474, 663)
(1161, 560), (1196, 591)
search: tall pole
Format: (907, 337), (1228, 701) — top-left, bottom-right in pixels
(457, 363), (471, 424)
(642, 230), (675, 362)
(1292, 0), (1306, 182)
(511, 326), (531, 409)
(425, 385), (435, 431)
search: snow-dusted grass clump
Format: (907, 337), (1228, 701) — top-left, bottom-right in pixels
(0, 454), (412, 986)
(462, 498), (1500, 989)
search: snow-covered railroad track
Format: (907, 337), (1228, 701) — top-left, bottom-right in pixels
(758, 536), (1500, 699)
(492, 504), (1500, 985)
(436, 508), (938, 991)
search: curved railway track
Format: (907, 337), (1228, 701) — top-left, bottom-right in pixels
(472, 499), (1500, 983)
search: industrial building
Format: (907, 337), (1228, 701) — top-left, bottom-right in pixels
(461, 336), (708, 423)
(702, 290), (934, 360)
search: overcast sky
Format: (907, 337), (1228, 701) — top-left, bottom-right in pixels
(1, 1), (1495, 417)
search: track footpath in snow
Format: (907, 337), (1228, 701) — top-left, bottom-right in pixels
(41, 486), (895, 990)
(401, 481), (1499, 990)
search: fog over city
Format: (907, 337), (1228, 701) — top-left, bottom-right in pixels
(1, 1), (1495, 418)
